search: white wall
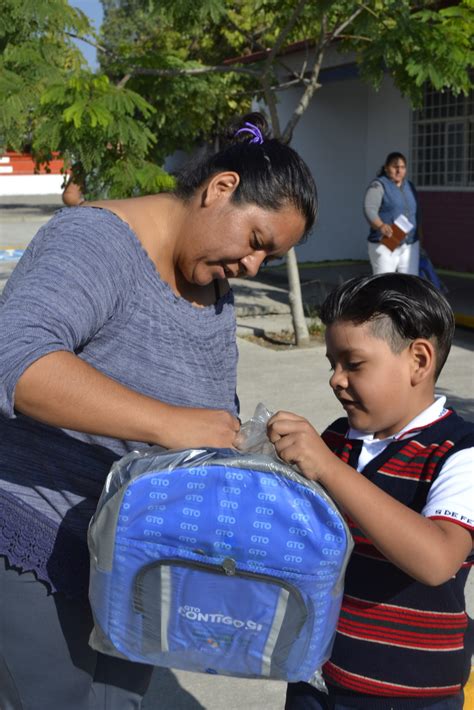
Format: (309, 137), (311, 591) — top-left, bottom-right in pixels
(365, 78), (411, 185)
(0, 175), (64, 196)
(278, 76), (369, 261)
(273, 63), (412, 263)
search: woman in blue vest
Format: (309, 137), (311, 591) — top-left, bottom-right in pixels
(364, 151), (420, 274)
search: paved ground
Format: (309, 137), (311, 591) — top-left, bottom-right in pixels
(1, 196), (473, 708)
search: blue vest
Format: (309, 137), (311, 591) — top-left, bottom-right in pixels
(368, 175), (418, 244)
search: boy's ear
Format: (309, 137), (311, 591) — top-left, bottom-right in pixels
(201, 171), (240, 207)
(409, 339), (436, 385)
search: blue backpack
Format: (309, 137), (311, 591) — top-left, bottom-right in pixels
(88, 447), (352, 685)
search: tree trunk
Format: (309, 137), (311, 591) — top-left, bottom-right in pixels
(260, 72), (311, 346)
(286, 247), (310, 346)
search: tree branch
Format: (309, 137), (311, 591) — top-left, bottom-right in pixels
(225, 15), (312, 94)
(266, 0), (310, 66)
(127, 64), (259, 77)
(281, 16), (327, 144)
(261, 74), (281, 138)
(225, 15), (269, 55)
(336, 34), (372, 42)
(65, 32), (111, 57)
(281, 5), (366, 143)
(116, 74), (132, 89)
(325, 6), (366, 46)
(355, 2), (392, 33)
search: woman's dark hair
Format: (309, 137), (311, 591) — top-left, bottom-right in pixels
(320, 273), (455, 380)
(377, 151), (407, 177)
(173, 112), (318, 238)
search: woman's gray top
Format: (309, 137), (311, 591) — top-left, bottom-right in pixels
(363, 180), (385, 224)
(0, 207), (239, 597)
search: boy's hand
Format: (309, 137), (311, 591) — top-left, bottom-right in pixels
(269, 414), (473, 587)
(267, 411), (335, 483)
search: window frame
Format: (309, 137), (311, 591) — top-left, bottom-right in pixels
(410, 83), (474, 191)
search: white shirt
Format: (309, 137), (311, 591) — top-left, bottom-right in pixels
(348, 396), (474, 530)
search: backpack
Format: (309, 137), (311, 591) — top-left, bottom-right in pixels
(88, 447), (352, 685)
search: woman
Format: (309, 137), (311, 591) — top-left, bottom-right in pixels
(0, 113), (317, 709)
(364, 151), (420, 275)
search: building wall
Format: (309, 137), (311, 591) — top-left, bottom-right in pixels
(418, 191), (474, 272)
(275, 71), (412, 263)
(365, 80), (411, 185)
(0, 153), (64, 196)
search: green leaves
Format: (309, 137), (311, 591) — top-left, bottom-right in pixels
(158, 0), (227, 25)
(31, 71), (159, 198)
(1, 0), (472, 199)
(335, 0), (473, 106)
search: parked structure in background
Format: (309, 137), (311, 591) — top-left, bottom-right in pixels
(0, 152), (64, 196)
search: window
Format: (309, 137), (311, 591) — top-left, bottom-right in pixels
(411, 82), (474, 188)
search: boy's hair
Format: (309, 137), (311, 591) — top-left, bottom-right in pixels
(319, 274), (455, 380)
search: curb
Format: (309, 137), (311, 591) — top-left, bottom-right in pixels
(454, 313), (474, 330)
(465, 668), (474, 708)
(0, 214), (53, 223)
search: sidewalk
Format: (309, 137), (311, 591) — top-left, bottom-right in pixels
(233, 261), (474, 333)
(1, 194), (473, 331)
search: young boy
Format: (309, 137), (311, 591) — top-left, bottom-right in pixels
(267, 273), (473, 710)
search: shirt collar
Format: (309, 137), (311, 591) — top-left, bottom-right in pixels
(348, 395), (448, 444)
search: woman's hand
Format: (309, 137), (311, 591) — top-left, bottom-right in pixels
(156, 405), (240, 450)
(379, 223), (393, 238)
(15, 351), (240, 450)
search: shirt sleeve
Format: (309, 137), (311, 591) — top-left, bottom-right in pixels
(0, 207), (136, 418)
(363, 181), (384, 225)
(422, 448), (474, 531)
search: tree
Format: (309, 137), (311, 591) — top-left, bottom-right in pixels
(99, 0), (473, 344)
(0, 0), (174, 197)
(98, 0), (256, 167)
(2, 1), (473, 341)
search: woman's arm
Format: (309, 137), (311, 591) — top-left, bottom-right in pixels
(268, 411), (473, 586)
(364, 182), (393, 237)
(15, 351), (239, 449)
(1, 213), (238, 449)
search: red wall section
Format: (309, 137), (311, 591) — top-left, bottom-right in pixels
(0, 152), (64, 176)
(417, 191), (474, 272)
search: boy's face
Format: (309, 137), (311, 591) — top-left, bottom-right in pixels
(325, 320), (423, 439)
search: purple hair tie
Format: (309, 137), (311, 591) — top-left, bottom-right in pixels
(234, 121), (264, 145)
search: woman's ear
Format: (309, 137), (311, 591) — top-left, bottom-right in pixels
(409, 339), (436, 385)
(202, 171), (240, 207)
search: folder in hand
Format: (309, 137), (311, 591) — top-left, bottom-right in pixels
(380, 214), (414, 252)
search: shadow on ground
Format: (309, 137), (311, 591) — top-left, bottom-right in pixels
(453, 328), (474, 352)
(142, 668), (205, 710)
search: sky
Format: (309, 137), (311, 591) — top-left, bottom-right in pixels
(70, 0), (104, 69)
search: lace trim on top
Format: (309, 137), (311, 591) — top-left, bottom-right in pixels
(0, 488), (89, 598)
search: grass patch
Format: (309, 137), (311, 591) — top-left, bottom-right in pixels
(438, 269), (474, 279)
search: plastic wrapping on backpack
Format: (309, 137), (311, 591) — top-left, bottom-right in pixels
(88, 404), (353, 689)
